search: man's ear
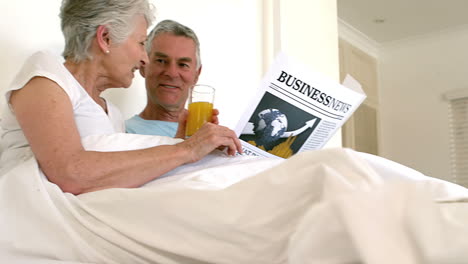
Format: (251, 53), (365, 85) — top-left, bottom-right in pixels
(96, 25), (111, 53)
(139, 66), (146, 78)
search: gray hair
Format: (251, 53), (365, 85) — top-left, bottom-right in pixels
(146, 19), (201, 70)
(60, 0), (155, 62)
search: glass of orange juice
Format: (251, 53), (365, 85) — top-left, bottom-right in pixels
(185, 84), (215, 137)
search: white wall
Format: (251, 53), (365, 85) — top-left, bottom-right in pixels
(280, 0), (339, 80)
(0, 1), (64, 98)
(0, 0), (340, 147)
(379, 27), (468, 180)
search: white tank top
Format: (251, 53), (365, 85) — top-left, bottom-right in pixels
(0, 51), (125, 165)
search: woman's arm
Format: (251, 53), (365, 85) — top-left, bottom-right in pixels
(10, 77), (241, 194)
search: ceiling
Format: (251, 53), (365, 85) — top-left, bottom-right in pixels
(337, 0), (468, 44)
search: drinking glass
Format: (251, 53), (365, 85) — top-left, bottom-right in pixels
(185, 84), (215, 137)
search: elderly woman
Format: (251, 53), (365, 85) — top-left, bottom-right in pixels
(1, 0), (241, 195)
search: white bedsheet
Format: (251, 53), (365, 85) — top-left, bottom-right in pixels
(1, 133), (468, 264)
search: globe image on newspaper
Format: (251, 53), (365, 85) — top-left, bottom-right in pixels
(254, 108), (288, 144)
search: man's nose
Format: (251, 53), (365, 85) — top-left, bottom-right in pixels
(164, 62), (178, 77)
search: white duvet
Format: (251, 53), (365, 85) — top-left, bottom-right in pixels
(1, 133), (468, 264)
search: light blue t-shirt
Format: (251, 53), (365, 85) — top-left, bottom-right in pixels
(125, 115), (178, 137)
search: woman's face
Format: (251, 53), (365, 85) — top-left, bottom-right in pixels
(104, 15), (149, 88)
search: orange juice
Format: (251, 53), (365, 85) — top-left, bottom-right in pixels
(185, 101), (213, 137)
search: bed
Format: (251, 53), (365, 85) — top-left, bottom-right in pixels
(1, 133), (468, 264)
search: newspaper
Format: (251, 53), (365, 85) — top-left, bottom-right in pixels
(234, 52), (366, 158)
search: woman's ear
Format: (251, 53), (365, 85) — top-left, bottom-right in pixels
(96, 25), (111, 54)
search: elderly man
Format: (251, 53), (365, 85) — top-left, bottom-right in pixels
(126, 19), (202, 136)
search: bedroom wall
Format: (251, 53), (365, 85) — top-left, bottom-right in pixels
(340, 20), (468, 181)
(378, 26), (468, 181)
(0, 0), (340, 148)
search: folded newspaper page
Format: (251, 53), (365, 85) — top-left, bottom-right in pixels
(234, 52), (366, 158)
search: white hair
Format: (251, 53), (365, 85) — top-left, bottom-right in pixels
(60, 0), (155, 62)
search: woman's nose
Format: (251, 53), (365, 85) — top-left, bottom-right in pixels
(140, 51), (149, 67)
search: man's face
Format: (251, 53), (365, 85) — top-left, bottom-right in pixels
(141, 32), (201, 112)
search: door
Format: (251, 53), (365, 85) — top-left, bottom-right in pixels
(339, 38), (379, 155)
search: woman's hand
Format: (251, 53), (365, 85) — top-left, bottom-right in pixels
(174, 107), (242, 161)
(178, 122), (242, 162)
